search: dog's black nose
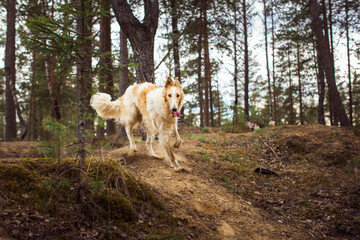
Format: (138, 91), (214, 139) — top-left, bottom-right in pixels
(171, 107), (177, 112)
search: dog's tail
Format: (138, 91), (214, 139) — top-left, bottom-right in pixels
(90, 93), (122, 119)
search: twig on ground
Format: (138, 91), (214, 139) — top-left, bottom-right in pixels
(259, 137), (282, 163)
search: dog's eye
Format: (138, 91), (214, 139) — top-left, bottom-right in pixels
(176, 94), (180, 98)
(168, 94), (171, 97)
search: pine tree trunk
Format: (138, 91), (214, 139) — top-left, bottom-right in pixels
(170, 0), (185, 124)
(271, 0), (277, 125)
(263, 0), (273, 122)
(99, 0), (116, 137)
(28, 50), (37, 140)
(242, 0), (249, 121)
(5, 0), (17, 141)
(111, 0), (159, 83)
(345, 0), (353, 125)
(45, 55), (61, 121)
(309, 0), (351, 127)
(313, 42), (326, 125)
(216, 79), (221, 127)
(232, 1), (239, 126)
(197, 8), (204, 128)
(76, 0), (94, 133)
(76, 0), (90, 201)
(203, 5), (210, 127)
(296, 42), (304, 125)
(118, 28), (129, 138)
(288, 50), (294, 124)
(44, 2), (61, 122)
(5, 0), (27, 140)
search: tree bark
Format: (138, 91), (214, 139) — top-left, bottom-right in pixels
(296, 42), (304, 125)
(232, 1), (239, 126)
(197, 7), (204, 128)
(345, 0), (353, 125)
(271, 0), (277, 125)
(99, 0), (116, 137)
(309, 0), (351, 126)
(287, 50), (294, 124)
(118, 28), (129, 138)
(5, 0), (17, 141)
(203, 3), (210, 127)
(313, 42), (326, 125)
(111, 0), (159, 83)
(43, 1), (61, 121)
(170, 0), (185, 124)
(5, 0), (27, 140)
(263, 0), (273, 122)
(76, 0), (94, 132)
(76, 0), (90, 201)
(242, 0), (249, 121)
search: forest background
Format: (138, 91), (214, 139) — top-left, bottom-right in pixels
(0, 0), (359, 143)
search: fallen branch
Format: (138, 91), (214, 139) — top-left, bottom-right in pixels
(259, 137), (281, 163)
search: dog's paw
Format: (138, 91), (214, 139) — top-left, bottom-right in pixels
(151, 153), (160, 159)
(174, 139), (182, 148)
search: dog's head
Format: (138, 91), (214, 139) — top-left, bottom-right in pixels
(163, 76), (184, 118)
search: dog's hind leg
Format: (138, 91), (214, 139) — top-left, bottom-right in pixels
(146, 133), (159, 158)
(125, 124), (137, 152)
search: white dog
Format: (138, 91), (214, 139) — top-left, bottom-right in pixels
(90, 76), (184, 168)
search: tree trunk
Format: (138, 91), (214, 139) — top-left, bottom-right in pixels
(45, 55), (61, 121)
(5, 0), (17, 141)
(345, 0), (353, 125)
(263, 0), (273, 122)
(287, 50), (294, 124)
(5, 0), (27, 140)
(28, 50), (37, 140)
(271, 0), (277, 125)
(216, 79), (221, 127)
(99, 0), (116, 137)
(76, 0), (94, 132)
(242, 0), (249, 121)
(232, 1), (239, 126)
(170, 0), (185, 124)
(43, 1), (61, 122)
(111, 0), (159, 83)
(313, 42), (326, 125)
(328, 0), (339, 126)
(309, 0), (351, 126)
(197, 8), (204, 128)
(76, 0), (90, 201)
(203, 4), (210, 127)
(118, 28), (129, 138)
(296, 42), (304, 125)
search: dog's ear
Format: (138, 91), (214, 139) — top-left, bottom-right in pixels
(165, 76), (173, 88)
(174, 77), (182, 88)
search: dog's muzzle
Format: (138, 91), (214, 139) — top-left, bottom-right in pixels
(171, 109), (180, 118)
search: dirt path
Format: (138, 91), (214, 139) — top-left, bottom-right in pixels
(109, 141), (309, 240)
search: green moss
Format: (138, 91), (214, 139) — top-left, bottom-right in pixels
(0, 164), (39, 196)
(201, 127), (210, 133)
(94, 189), (136, 222)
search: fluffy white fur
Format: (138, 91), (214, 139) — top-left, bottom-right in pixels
(90, 77), (184, 168)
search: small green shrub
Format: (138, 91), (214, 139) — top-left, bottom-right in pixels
(201, 127), (210, 133)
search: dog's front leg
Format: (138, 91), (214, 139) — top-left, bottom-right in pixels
(173, 124), (182, 148)
(159, 132), (180, 169)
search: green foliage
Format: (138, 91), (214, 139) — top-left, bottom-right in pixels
(43, 116), (66, 138)
(41, 117), (67, 163)
(197, 151), (210, 161)
(201, 127), (210, 133)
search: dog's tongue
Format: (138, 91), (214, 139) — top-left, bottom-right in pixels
(171, 110), (181, 118)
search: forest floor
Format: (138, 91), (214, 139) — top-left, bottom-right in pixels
(0, 124), (359, 239)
